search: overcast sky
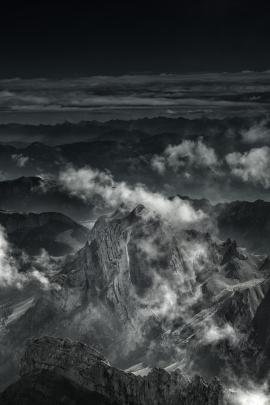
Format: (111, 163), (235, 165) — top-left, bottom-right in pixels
(1, 0), (270, 77)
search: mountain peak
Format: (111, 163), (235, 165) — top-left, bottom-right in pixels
(221, 238), (246, 265)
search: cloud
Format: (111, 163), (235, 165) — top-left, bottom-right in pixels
(145, 275), (179, 320)
(241, 121), (270, 144)
(0, 171), (7, 181)
(132, 234), (241, 371)
(166, 139), (219, 169)
(151, 139), (219, 174)
(0, 226), (59, 290)
(0, 226), (23, 288)
(59, 166), (206, 227)
(226, 147), (270, 188)
(232, 390), (268, 405)
(227, 383), (269, 405)
(11, 154), (29, 168)
(151, 155), (166, 175)
(0, 72), (268, 119)
(25, 249), (62, 288)
(201, 323), (239, 346)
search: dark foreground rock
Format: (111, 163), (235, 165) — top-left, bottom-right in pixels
(0, 371), (120, 405)
(0, 336), (224, 405)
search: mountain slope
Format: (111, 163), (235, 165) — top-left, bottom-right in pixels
(0, 210), (89, 255)
(216, 200), (270, 254)
(181, 195), (270, 255)
(0, 176), (95, 221)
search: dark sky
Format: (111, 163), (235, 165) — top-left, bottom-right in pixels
(1, 0), (270, 77)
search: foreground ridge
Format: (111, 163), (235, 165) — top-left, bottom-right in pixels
(2, 336), (223, 405)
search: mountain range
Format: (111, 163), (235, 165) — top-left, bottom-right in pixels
(1, 199), (270, 402)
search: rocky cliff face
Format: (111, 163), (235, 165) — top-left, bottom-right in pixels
(53, 205), (197, 355)
(215, 278), (270, 332)
(1, 336), (223, 405)
(244, 285), (270, 380)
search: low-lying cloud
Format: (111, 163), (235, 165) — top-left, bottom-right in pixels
(0, 226), (22, 288)
(241, 121), (270, 144)
(0, 226), (59, 290)
(201, 323), (239, 346)
(226, 147), (270, 189)
(151, 139), (219, 175)
(227, 382), (269, 405)
(59, 166), (206, 227)
(11, 154), (29, 168)
(0, 73), (269, 118)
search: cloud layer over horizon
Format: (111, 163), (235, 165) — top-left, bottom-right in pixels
(0, 72), (270, 123)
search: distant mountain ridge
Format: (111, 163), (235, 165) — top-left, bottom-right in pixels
(0, 210), (89, 256)
(0, 176), (95, 221)
(2, 177), (270, 253)
(179, 195), (270, 254)
(0, 116), (254, 146)
(0, 116), (262, 183)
